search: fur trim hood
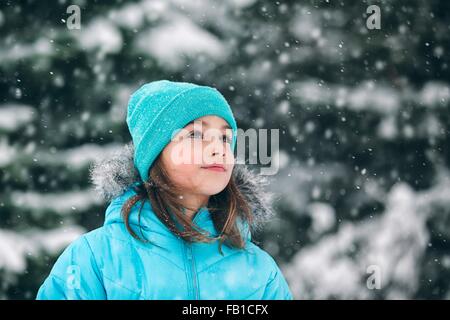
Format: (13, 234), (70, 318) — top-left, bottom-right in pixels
(88, 142), (276, 234)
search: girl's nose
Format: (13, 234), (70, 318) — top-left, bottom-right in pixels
(209, 138), (226, 157)
(211, 150), (225, 157)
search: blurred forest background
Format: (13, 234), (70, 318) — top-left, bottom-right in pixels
(1, 0), (449, 299)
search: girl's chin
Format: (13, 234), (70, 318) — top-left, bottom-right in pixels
(197, 184), (228, 196)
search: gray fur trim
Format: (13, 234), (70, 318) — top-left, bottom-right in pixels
(89, 142), (275, 231)
(89, 142), (140, 202)
(232, 163), (275, 233)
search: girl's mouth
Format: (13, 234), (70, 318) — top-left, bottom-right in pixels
(201, 164), (226, 172)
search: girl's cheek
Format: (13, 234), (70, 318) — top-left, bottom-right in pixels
(164, 139), (200, 166)
(221, 145), (235, 169)
(190, 140), (204, 164)
(167, 163), (199, 189)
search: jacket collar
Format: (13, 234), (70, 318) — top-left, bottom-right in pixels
(89, 142), (275, 243)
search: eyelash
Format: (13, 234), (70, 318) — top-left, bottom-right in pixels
(188, 130), (232, 144)
(188, 130), (202, 139)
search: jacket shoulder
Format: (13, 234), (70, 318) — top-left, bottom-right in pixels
(246, 242), (294, 300)
(36, 231), (106, 299)
(246, 242), (280, 274)
(36, 224), (146, 300)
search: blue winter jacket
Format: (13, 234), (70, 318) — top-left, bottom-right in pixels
(36, 144), (293, 300)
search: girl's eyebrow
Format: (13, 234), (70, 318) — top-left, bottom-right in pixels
(186, 120), (231, 130)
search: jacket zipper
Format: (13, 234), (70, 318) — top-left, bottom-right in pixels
(183, 208), (204, 299)
(184, 241), (199, 299)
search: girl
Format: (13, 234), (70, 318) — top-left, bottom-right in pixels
(36, 80), (293, 300)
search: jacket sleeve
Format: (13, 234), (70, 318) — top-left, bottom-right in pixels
(36, 235), (106, 300)
(261, 257), (294, 300)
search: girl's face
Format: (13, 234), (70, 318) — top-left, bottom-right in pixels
(160, 115), (235, 204)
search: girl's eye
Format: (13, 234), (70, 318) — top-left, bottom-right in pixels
(223, 135), (232, 144)
(188, 130), (203, 139)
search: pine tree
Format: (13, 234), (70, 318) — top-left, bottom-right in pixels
(0, 0), (449, 299)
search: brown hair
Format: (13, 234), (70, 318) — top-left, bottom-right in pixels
(121, 155), (253, 255)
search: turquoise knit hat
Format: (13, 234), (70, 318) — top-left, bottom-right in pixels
(126, 80), (238, 182)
